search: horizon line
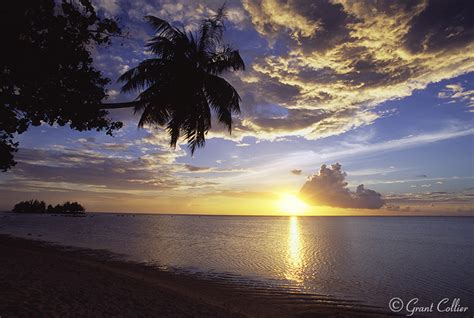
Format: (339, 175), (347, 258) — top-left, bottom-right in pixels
(2, 211), (473, 217)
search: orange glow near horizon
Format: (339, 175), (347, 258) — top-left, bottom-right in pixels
(59, 191), (472, 216)
(277, 194), (309, 215)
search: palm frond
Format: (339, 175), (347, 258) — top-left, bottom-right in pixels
(182, 92), (211, 154)
(137, 103), (171, 128)
(207, 46), (245, 75)
(145, 37), (176, 60)
(117, 8), (244, 155)
(118, 59), (165, 92)
(145, 16), (179, 40)
(167, 115), (182, 149)
(204, 74), (241, 132)
(198, 5), (226, 55)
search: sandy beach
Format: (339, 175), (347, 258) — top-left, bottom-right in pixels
(0, 234), (395, 317)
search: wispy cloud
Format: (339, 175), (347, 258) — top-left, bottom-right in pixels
(317, 125), (474, 160)
(215, 124), (473, 186)
(438, 82), (474, 111)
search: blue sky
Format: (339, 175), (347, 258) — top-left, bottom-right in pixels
(0, 0), (473, 214)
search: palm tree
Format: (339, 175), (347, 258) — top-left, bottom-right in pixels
(109, 7), (245, 154)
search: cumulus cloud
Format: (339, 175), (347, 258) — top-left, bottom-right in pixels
(300, 163), (385, 209)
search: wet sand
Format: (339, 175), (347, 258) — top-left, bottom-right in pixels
(0, 235), (394, 317)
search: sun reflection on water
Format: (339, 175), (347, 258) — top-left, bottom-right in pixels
(285, 216), (304, 283)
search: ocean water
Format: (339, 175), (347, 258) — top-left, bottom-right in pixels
(1, 213), (473, 310)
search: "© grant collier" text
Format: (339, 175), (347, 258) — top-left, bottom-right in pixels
(389, 297), (469, 316)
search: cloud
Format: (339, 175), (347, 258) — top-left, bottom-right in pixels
(127, 0), (250, 31)
(212, 190), (278, 199)
(182, 163), (249, 174)
(242, 0), (326, 40)
(438, 83), (474, 111)
(238, 0), (474, 140)
(5, 148), (184, 192)
(290, 169), (302, 175)
(300, 163), (384, 209)
(347, 167), (401, 176)
(385, 204), (412, 212)
(315, 125), (474, 160)
(90, 0), (474, 144)
(184, 164), (211, 172)
(384, 188), (474, 206)
(93, 0), (121, 15)
(207, 125), (474, 189)
(225, 6), (249, 29)
(403, 0), (474, 53)
(0, 125), (214, 197)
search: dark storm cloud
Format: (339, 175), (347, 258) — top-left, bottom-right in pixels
(404, 0), (474, 53)
(300, 163), (385, 209)
(243, 0), (356, 51)
(294, 0), (357, 53)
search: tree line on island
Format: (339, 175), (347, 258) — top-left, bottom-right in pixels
(12, 200), (85, 214)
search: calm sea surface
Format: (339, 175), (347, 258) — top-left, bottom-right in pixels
(1, 213), (473, 310)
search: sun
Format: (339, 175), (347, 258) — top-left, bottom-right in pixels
(278, 194), (308, 215)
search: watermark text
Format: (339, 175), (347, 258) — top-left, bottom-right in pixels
(389, 297), (469, 316)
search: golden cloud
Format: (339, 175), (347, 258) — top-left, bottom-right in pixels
(235, 0), (474, 140)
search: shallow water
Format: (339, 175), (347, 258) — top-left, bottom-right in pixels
(1, 213), (473, 310)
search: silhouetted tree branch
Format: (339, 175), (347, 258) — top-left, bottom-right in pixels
(99, 101), (142, 109)
(0, 0), (123, 171)
(1, 2), (244, 171)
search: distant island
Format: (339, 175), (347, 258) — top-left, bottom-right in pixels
(12, 200), (85, 214)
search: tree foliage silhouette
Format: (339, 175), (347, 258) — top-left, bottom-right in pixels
(13, 200), (85, 213)
(0, 0), (122, 171)
(1, 1), (244, 171)
(12, 200), (47, 213)
(114, 7), (245, 153)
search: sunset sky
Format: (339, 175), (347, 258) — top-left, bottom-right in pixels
(0, 0), (473, 215)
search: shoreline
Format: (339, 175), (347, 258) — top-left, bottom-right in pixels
(0, 234), (394, 317)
